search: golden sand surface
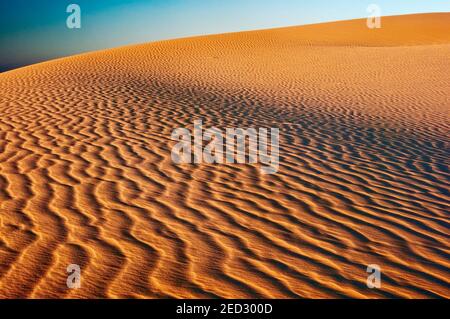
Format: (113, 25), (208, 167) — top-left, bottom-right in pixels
(0, 13), (449, 298)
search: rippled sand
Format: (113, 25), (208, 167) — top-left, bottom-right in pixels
(0, 13), (449, 298)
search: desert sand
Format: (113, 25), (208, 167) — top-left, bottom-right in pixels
(0, 13), (449, 298)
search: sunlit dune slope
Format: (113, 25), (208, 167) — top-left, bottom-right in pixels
(0, 13), (449, 298)
(265, 12), (450, 46)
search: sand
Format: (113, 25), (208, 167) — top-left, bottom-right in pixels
(0, 13), (449, 298)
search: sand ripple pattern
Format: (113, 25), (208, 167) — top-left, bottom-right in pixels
(0, 13), (449, 298)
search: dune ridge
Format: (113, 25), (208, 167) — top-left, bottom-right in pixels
(0, 13), (449, 298)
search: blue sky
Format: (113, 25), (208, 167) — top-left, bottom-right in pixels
(1, 0), (449, 71)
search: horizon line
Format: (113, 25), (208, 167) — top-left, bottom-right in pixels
(1, 11), (448, 74)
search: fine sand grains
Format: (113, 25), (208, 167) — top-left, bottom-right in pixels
(0, 13), (449, 298)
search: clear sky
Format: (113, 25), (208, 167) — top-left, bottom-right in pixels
(1, 0), (449, 71)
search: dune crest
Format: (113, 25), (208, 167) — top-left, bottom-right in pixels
(0, 13), (449, 298)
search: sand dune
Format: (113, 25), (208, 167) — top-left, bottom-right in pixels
(0, 13), (449, 298)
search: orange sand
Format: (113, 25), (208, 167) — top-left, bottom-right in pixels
(0, 13), (449, 298)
